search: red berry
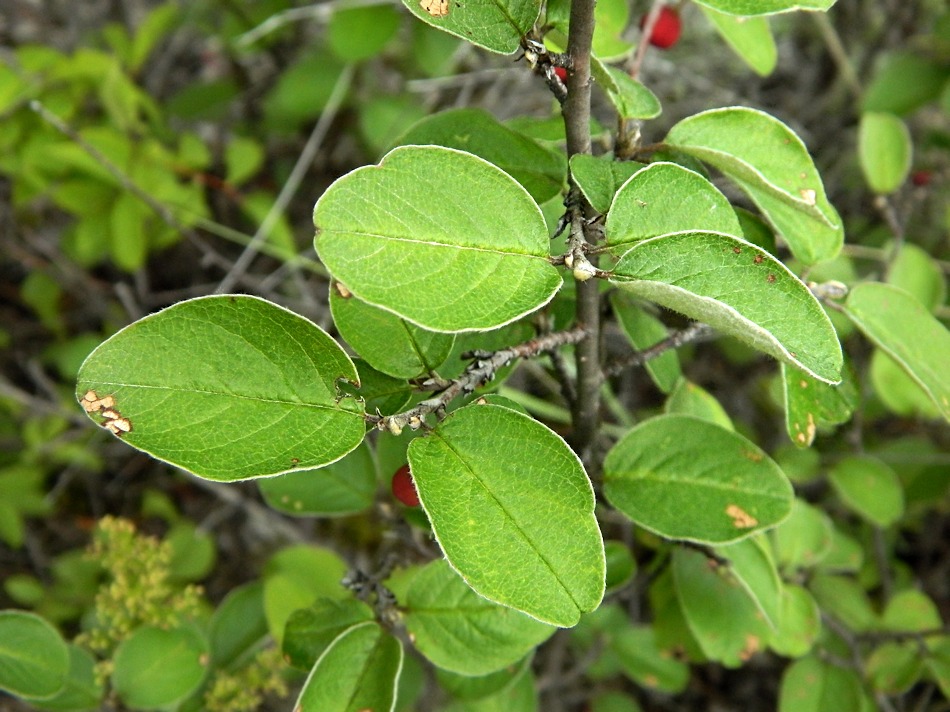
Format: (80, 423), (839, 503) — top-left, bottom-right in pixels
(911, 170), (933, 187)
(553, 66), (568, 83)
(640, 6), (682, 49)
(391, 464), (420, 507)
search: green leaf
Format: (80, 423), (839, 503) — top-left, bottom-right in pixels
(283, 599), (376, 670)
(263, 545), (348, 645)
(109, 191), (148, 272)
(0, 610), (69, 699)
(592, 0), (634, 59)
(809, 574), (878, 632)
(598, 66), (661, 120)
(769, 584), (820, 658)
(111, 625), (209, 710)
(664, 379), (734, 430)
(569, 155), (643, 215)
(442, 665), (537, 711)
(294, 622), (402, 712)
(666, 107), (841, 264)
(844, 282), (950, 421)
(883, 589), (941, 632)
(328, 5), (401, 61)
(166, 521), (216, 581)
(867, 643), (923, 694)
(692, 0), (838, 15)
(258, 441), (377, 517)
(76, 296), (365, 482)
(436, 655), (531, 700)
(395, 109), (566, 204)
(263, 50), (348, 131)
(828, 455), (904, 527)
(858, 112), (912, 194)
(402, 0), (541, 55)
(862, 51), (950, 115)
(314, 146), (560, 332)
(224, 136), (264, 186)
(699, 6), (777, 76)
(209, 582), (268, 669)
(608, 622), (689, 693)
(609, 293), (681, 394)
(771, 499), (833, 570)
(29, 644), (103, 711)
(870, 349), (942, 419)
(887, 243), (946, 313)
(603, 415), (793, 544)
(408, 403), (605, 627)
(673, 547), (772, 667)
(715, 536), (782, 628)
(604, 541), (637, 593)
(782, 360), (858, 447)
(779, 656), (864, 712)
(404, 559), (555, 675)
(331, 288), (454, 379)
(609, 231), (843, 383)
(605, 163), (742, 250)
(733, 176), (844, 266)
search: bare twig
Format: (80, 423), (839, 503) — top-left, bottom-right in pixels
(366, 326), (589, 435)
(602, 322), (714, 379)
(215, 63), (355, 294)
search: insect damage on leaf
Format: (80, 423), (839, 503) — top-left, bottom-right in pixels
(81, 389), (133, 437)
(420, 0), (450, 17)
(725, 504), (758, 529)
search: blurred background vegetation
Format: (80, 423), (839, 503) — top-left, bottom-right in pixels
(1, 0), (949, 709)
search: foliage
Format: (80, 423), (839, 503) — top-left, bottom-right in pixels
(2, 0), (950, 710)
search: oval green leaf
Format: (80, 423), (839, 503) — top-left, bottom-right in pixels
(666, 107), (841, 264)
(394, 108), (566, 204)
(404, 559), (555, 675)
(828, 455), (904, 527)
(314, 146), (560, 332)
(29, 644), (104, 711)
(408, 403), (605, 627)
(887, 243), (946, 312)
(858, 112), (912, 194)
(294, 621), (402, 712)
(599, 66), (662, 120)
(699, 6), (777, 76)
(603, 415), (793, 544)
(331, 288), (454, 379)
(672, 547), (772, 667)
(258, 441), (377, 517)
(779, 656), (865, 712)
(714, 536), (782, 628)
(569, 155), (643, 216)
(692, 0), (837, 15)
(609, 231), (843, 383)
(606, 163), (742, 250)
(209, 582), (267, 669)
(0, 610), (69, 699)
(76, 295), (365, 482)
(782, 360), (858, 447)
(402, 0), (541, 55)
(769, 584), (820, 658)
(283, 598), (375, 670)
(844, 282), (950, 420)
(111, 625), (208, 710)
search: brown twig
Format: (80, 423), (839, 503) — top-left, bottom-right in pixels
(366, 326), (589, 435)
